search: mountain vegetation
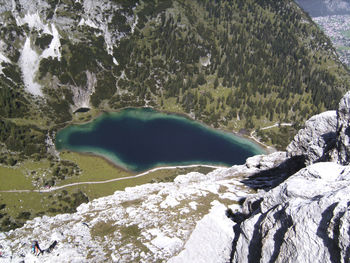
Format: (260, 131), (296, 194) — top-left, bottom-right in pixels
(0, 0), (349, 230)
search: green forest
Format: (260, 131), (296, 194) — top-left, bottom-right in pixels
(38, 0), (349, 147)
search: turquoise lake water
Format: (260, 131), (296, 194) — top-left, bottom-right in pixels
(55, 108), (264, 172)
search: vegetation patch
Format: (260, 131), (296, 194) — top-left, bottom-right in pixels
(0, 189), (89, 232)
(91, 221), (117, 238)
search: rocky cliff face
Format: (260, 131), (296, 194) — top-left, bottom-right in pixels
(336, 93), (350, 164)
(231, 162), (350, 262)
(231, 91), (350, 263)
(286, 110), (337, 165)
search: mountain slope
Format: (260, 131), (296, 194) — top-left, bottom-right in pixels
(0, 0), (349, 155)
(1, 0), (350, 231)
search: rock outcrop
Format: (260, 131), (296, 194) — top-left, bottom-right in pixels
(232, 162), (350, 263)
(71, 71), (96, 111)
(286, 110), (337, 165)
(336, 92), (350, 165)
(287, 91), (350, 166)
(231, 91), (350, 263)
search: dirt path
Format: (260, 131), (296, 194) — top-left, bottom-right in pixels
(249, 122), (293, 149)
(259, 122), (292, 130)
(0, 164), (224, 193)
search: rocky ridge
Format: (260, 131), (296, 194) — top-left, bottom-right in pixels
(0, 152), (288, 263)
(231, 91), (350, 262)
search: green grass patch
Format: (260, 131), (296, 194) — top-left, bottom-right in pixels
(57, 151), (134, 185)
(91, 221), (117, 238)
(58, 162), (215, 200)
(0, 188), (88, 231)
(0, 159), (52, 191)
(0, 166), (33, 190)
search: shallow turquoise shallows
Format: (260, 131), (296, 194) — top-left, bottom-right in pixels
(56, 108), (264, 172)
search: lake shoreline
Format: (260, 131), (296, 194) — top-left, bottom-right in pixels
(56, 108), (265, 172)
(61, 106), (270, 154)
(59, 149), (228, 175)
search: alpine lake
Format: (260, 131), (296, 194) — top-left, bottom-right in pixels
(56, 108), (265, 173)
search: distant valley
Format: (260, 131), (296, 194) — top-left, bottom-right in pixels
(296, 0), (350, 16)
(297, 0), (350, 67)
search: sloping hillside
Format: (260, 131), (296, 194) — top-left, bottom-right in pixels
(0, 0), (348, 157)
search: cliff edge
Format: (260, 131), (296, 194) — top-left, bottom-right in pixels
(231, 91), (350, 263)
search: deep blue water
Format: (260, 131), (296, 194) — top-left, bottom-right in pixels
(56, 108), (264, 172)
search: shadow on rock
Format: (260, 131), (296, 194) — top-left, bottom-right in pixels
(316, 203), (342, 263)
(241, 156), (306, 191)
(44, 241), (58, 254)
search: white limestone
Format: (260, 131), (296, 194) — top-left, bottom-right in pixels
(19, 37), (43, 96)
(232, 162), (350, 263)
(169, 201), (234, 263)
(287, 110), (337, 164)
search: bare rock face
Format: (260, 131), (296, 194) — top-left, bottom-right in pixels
(245, 152), (287, 170)
(286, 110), (337, 165)
(231, 91), (350, 263)
(71, 71), (96, 112)
(232, 162), (350, 263)
(287, 92), (350, 166)
(336, 91), (350, 165)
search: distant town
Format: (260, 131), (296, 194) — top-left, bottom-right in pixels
(314, 14), (350, 67)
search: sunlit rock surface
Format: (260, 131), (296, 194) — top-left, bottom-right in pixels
(336, 91), (350, 165)
(286, 110), (337, 165)
(232, 162), (350, 263)
(231, 91), (350, 263)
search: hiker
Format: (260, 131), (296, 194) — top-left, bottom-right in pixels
(31, 241), (43, 256)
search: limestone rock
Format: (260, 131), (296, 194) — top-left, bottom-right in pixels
(232, 162), (350, 263)
(336, 91), (350, 165)
(168, 201), (234, 263)
(245, 152), (287, 170)
(71, 71), (96, 112)
(286, 110), (337, 165)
